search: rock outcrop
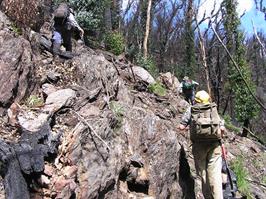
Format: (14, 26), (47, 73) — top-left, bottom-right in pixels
(0, 11), (35, 115)
(0, 9), (193, 199)
(0, 9), (265, 199)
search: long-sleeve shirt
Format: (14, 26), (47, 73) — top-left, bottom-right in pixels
(178, 80), (199, 93)
(67, 12), (82, 31)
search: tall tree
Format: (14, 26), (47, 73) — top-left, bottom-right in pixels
(111, 0), (121, 30)
(150, 0), (184, 72)
(254, 0), (266, 20)
(143, 0), (152, 58)
(104, 0), (121, 31)
(223, 0), (259, 136)
(182, 0), (196, 78)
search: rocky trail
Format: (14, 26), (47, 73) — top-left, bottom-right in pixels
(0, 9), (265, 199)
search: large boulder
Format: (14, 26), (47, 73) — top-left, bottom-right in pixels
(157, 72), (180, 91)
(0, 11), (35, 115)
(46, 51), (193, 199)
(131, 66), (155, 84)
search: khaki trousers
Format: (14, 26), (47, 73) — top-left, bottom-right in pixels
(192, 141), (223, 199)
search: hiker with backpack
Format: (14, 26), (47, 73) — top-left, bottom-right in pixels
(178, 76), (199, 105)
(52, 3), (84, 55)
(179, 90), (225, 199)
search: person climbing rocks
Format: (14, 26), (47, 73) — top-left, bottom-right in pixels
(178, 76), (199, 105)
(179, 90), (225, 199)
(52, 3), (84, 55)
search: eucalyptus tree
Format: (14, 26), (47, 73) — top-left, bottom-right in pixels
(223, 0), (259, 136)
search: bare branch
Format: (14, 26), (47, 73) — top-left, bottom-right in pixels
(122, 0), (134, 21)
(195, 18), (212, 96)
(211, 24), (266, 111)
(70, 109), (111, 152)
(252, 20), (266, 54)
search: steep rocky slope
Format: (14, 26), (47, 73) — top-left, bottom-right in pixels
(0, 9), (265, 199)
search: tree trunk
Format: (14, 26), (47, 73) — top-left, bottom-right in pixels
(111, 0), (121, 31)
(242, 119), (250, 137)
(198, 30), (211, 97)
(143, 0), (152, 59)
(105, 4), (112, 32)
(196, 17), (211, 97)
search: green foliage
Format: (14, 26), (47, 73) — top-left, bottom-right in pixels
(182, 0), (196, 78)
(105, 31), (125, 55)
(223, 114), (241, 133)
(262, 175), (266, 185)
(11, 23), (22, 35)
(110, 101), (124, 130)
(148, 82), (167, 97)
(136, 54), (159, 78)
(110, 101), (124, 117)
(223, 0), (259, 125)
(228, 37), (259, 122)
(231, 156), (252, 198)
(26, 95), (44, 108)
(183, 27), (196, 78)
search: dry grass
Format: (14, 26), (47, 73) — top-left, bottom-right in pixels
(1, 0), (45, 31)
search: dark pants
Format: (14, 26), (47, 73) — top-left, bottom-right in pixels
(183, 89), (195, 105)
(52, 28), (72, 52)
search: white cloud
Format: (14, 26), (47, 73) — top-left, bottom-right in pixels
(236, 0), (253, 15)
(122, 0), (129, 11)
(197, 0), (223, 21)
(197, 0), (254, 22)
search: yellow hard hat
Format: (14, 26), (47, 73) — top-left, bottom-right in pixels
(195, 90), (210, 104)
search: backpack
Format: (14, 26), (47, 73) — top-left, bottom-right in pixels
(190, 103), (222, 141)
(182, 80), (193, 90)
(53, 3), (70, 24)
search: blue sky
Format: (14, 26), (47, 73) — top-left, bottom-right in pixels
(196, 0), (266, 35)
(122, 0), (266, 35)
(241, 3), (266, 35)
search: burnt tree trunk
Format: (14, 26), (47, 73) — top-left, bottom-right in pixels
(242, 119), (250, 137)
(0, 122), (60, 199)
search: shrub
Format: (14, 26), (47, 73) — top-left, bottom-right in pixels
(105, 32), (125, 55)
(110, 101), (124, 117)
(55, 0), (108, 33)
(136, 54), (158, 78)
(109, 101), (124, 130)
(26, 95), (44, 108)
(11, 23), (22, 35)
(148, 82), (167, 97)
(231, 156), (252, 198)
(223, 114), (241, 133)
